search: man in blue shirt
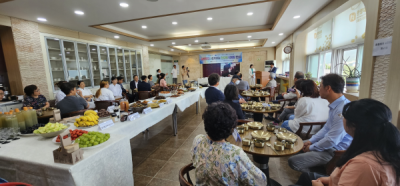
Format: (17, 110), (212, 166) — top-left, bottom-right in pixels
(288, 74), (353, 173)
(205, 73), (225, 105)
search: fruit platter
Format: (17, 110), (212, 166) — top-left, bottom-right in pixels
(75, 131), (111, 149)
(33, 122), (70, 138)
(53, 129), (89, 143)
(21, 123), (46, 135)
(74, 110), (99, 127)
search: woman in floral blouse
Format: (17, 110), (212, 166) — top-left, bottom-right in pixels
(191, 102), (267, 186)
(23, 85), (49, 109)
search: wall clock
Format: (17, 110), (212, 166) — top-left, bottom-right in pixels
(284, 46), (292, 54)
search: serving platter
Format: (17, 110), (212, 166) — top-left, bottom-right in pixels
(276, 132), (298, 142)
(251, 131), (272, 141)
(247, 122), (263, 130)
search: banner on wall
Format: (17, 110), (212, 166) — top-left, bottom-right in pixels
(199, 52), (242, 64)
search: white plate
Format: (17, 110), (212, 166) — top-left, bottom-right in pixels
(20, 133), (36, 136)
(79, 136), (111, 149)
(52, 136), (75, 144)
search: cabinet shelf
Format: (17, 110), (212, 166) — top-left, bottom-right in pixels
(48, 48), (60, 51)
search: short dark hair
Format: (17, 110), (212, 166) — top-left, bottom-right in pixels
(24, 85), (38, 96)
(117, 76), (124, 81)
(224, 85), (239, 101)
(208, 73), (220, 86)
(295, 71), (304, 80)
(141, 75), (147, 81)
(60, 82), (76, 95)
(320, 73), (345, 93)
(148, 75), (152, 79)
(271, 63), (275, 66)
(56, 81), (67, 88)
(156, 69), (160, 73)
(0, 87), (4, 92)
(133, 75), (138, 79)
(235, 70), (240, 75)
(182, 65), (185, 69)
(239, 74), (243, 79)
(299, 80), (319, 98)
(203, 102), (238, 141)
(173, 65), (176, 67)
(111, 77), (117, 81)
(77, 81), (84, 86)
(250, 64), (253, 68)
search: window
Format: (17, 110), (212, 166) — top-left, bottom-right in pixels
(282, 60), (290, 74)
(307, 54), (319, 79)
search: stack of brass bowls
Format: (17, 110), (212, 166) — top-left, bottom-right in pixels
(274, 141), (285, 151)
(283, 140), (295, 149)
(270, 104), (282, 110)
(247, 101), (254, 105)
(242, 138), (252, 146)
(251, 131), (272, 141)
(240, 104), (249, 110)
(254, 139), (265, 147)
(266, 123), (276, 131)
(247, 122), (263, 130)
(236, 126), (245, 134)
(276, 132), (298, 143)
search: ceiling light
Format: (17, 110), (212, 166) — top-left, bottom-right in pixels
(220, 38), (224, 41)
(120, 3), (129, 7)
(171, 49), (174, 51)
(279, 33), (284, 36)
(114, 35), (120, 39)
(272, 42), (275, 44)
(293, 15), (300, 19)
(172, 22), (177, 25)
(195, 40), (199, 42)
(188, 44), (191, 46)
(74, 11), (84, 15)
(172, 42), (175, 45)
(92, 49), (95, 50)
(150, 44), (154, 46)
(207, 17), (213, 21)
(248, 36), (252, 38)
(142, 25), (147, 29)
(247, 12), (253, 16)
(54, 38), (59, 40)
(37, 17), (47, 22)
(118, 47), (121, 49)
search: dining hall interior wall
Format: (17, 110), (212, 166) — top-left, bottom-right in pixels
(178, 47), (275, 84)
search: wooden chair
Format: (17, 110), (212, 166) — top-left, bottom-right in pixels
(261, 87), (275, 101)
(295, 122), (326, 140)
(61, 109), (87, 119)
(275, 83), (280, 95)
(179, 163), (195, 186)
(94, 100), (119, 110)
(48, 100), (56, 107)
(326, 150), (346, 174)
(138, 91), (152, 100)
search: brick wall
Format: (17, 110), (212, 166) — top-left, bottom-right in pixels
(10, 18), (49, 98)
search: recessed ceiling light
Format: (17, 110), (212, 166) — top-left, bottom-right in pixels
(171, 49), (174, 51)
(272, 42), (275, 44)
(172, 42), (175, 45)
(37, 17), (47, 22)
(248, 36), (252, 38)
(293, 15), (300, 19)
(120, 3), (129, 7)
(172, 22), (177, 25)
(247, 12), (253, 16)
(114, 35), (120, 39)
(207, 17), (213, 21)
(188, 44), (191, 46)
(142, 25), (147, 29)
(195, 40), (199, 42)
(74, 11), (84, 15)
(54, 38), (59, 40)
(220, 38), (224, 41)
(150, 44), (154, 46)
(279, 33), (284, 36)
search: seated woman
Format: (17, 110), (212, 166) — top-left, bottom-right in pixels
(94, 81), (115, 101)
(23, 85), (49, 109)
(281, 80), (329, 133)
(77, 81), (93, 102)
(223, 85), (245, 119)
(191, 102), (267, 185)
(294, 99), (400, 186)
(158, 73), (168, 89)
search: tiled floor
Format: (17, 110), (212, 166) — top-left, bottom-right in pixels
(130, 99), (301, 186)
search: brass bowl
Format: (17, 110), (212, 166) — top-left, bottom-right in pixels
(274, 141), (285, 151)
(276, 132), (298, 143)
(254, 106), (263, 111)
(242, 138), (251, 146)
(266, 124), (276, 132)
(241, 104), (249, 110)
(254, 139), (265, 148)
(247, 122), (263, 130)
(242, 124), (249, 131)
(47, 107), (55, 111)
(251, 131), (272, 141)
(236, 127), (245, 134)
(277, 127), (288, 133)
(283, 141), (295, 149)
(254, 102), (263, 107)
(247, 101), (254, 105)
(265, 106), (271, 110)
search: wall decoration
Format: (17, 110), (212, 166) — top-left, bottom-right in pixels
(199, 52), (242, 64)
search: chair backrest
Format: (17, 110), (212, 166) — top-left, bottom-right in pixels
(179, 163), (195, 186)
(326, 150), (346, 174)
(48, 100), (56, 107)
(61, 109), (87, 119)
(138, 91), (152, 100)
(94, 101), (115, 110)
(263, 87), (275, 101)
(275, 83), (280, 94)
(296, 122), (326, 140)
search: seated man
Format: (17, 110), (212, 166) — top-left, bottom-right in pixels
(263, 73), (277, 89)
(275, 71), (304, 101)
(109, 77), (122, 97)
(236, 74), (250, 91)
(56, 82), (89, 115)
(138, 75), (151, 91)
(288, 74), (353, 173)
(205, 73), (225, 105)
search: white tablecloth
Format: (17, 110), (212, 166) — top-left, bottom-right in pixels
(0, 89), (204, 185)
(197, 77), (231, 91)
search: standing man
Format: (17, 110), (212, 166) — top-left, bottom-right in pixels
(268, 63), (277, 74)
(181, 65), (187, 85)
(109, 77), (122, 98)
(288, 74), (352, 173)
(171, 65), (178, 84)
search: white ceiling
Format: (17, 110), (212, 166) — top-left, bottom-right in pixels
(0, 0), (331, 53)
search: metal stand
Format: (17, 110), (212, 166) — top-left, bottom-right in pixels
(253, 155), (282, 186)
(172, 105), (178, 136)
(196, 101), (199, 114)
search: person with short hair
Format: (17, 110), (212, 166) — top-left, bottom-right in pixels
(109, 77), (122, 97)
(191, 102), (267, 185)
(276, 71), (304, 100)
(55, 81), (67, 105)
(171, 65), (178, 84)
(148, 75), (155, 87)
(117, 77), (127, 94)
(138, 75), (151, 91)
(56, 82), (89, 115)
(249, 64), (256, 86)
(205, 73), (225, 105)
(288, 74), (352, 173)
(293, 99), (400, 186)
(94, 81), (115, 101)
(223, 85), (245, 119)
(263, 73), (277, 88)
(281, 80), (329, 133)
(268, 63), (277, 76)
(23, 85), (49, 109)
(130, 75), (140, 91)
(77, 81), (93, 101)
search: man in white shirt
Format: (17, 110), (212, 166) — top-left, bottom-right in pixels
(109, 77), (122, 98)
(55, 81), (67, 105)
(171, 65), (178, 84)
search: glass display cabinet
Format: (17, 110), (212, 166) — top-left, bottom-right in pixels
(99, 46), (110, 82)
(62, 41), (79, 85)
(131, 50), (137, 78)
(46, 38), (66, 91)
(117, 48), (125, 80)
(109, 48), (118, 78)
(136, 51), (143, 77)
(76, 43), (92, 87)
(124, 49), (132, 82)
(89, 45), (101, 86)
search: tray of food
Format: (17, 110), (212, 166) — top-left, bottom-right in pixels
(171, 95), (181, 98)
(34, 122), (70, 138)
(53, 129), (89, 143)
(147, 103), (160, 108)
(154, 96), (166, 100)
(75, 131), (111, 149)
(131, 102), (147, 113)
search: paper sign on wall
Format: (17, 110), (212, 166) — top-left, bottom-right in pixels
(373, 37), (392, 56)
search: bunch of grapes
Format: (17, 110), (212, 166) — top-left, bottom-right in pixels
(75, 131), (110, 148)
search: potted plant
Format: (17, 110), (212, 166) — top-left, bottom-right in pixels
(340, 57), (361, 93)
(305, 72), (312, 80)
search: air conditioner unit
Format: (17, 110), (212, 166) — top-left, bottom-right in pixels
(201, 43), (211, 49)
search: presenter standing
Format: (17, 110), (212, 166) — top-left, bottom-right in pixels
(249, 64), (256, 86)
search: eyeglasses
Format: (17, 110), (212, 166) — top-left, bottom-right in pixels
(338, 113), (344, 119)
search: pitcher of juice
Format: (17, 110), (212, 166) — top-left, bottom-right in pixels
(23, 107), (33, 128)
(29, 107), (38, 126)
(120, 99), (126, 112)
(15, 109), (26, 132)
(124, 100), (130, 112)
(0, 112), (5, 129)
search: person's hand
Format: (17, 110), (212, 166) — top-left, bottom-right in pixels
(239, 98), (246, 104)
(295, 89), (300, 97)
(311, 180), (324, 186)
(304, 141), (312, 146)
(317, 177), (330, 185)
(303, 145), (311, 152)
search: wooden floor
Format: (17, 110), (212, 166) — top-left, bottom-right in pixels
(130, 99), (301, 186)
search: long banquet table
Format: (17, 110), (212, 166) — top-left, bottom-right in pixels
(0, 88), (206, 186)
